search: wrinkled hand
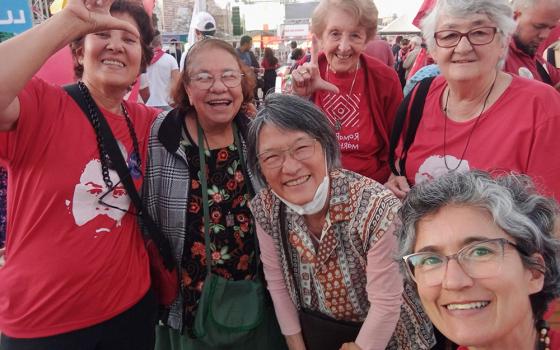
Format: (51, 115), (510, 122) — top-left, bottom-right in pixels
(339, 342), (362, 350)
(384, 173), (410, 200)
(63, 0), (139, 37)
(291, 35), (339, 97)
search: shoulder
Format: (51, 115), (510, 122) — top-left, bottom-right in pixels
(506, 75), (560, 106)
(360, 53), (398, 82)
(333, 169), (400, 209)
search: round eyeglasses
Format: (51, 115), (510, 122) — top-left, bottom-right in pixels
(188, 71), (245, 90)
(402, 238), (524, 287)
(257, 138), (317, 169)
(434, 27), (498, 48)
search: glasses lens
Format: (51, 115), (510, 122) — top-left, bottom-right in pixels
(258, 151), (282, 169)
(221, 72), (243, 88)
(459, 239), (504, 279)
(190, 73), (213, 89)
(467, 27), (495, 45)
(292, 139), (316, 161)
(435, 30), (461, 48)
(406, 253), (446, 286)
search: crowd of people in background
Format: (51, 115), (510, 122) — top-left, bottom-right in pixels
(1, 0), (560, 349)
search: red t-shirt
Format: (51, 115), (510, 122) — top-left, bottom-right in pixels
(505, 40), (560, 86)
(0, 78), (158, 337)
(316, 67), (383, 180)
(400, 75), (560, 201)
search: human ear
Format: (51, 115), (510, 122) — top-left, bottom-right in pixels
(527, 253), (545, 295)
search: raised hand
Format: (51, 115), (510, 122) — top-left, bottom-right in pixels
(291, 35), (339, 97)
(63, 0), (139, 37)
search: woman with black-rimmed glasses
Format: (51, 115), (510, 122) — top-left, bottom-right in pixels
(385, 0), (560, 204)
(397, 170), (560, 350)
(142, 38), (286, 350)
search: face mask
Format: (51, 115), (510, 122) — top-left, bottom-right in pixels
(273, 163), (330, 216)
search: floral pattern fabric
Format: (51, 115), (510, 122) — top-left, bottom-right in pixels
(182, 141), (257, 332)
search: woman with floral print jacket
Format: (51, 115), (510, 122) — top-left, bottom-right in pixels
(142, 38), (285, 350)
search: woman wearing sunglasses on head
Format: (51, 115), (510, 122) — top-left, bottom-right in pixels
(397, 170), (560, 350)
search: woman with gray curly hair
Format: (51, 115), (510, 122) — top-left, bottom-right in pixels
(386, 0), (560, 204)
(397, 170), (560, 350)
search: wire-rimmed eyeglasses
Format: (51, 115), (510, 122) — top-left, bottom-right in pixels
(188, 70), (245, 90)
(434, 27), (498, 48)
(257, 138), (317, 169)
(402, 238), (524, 287)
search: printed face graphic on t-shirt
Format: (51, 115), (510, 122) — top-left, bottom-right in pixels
(71, 146), (131, 231)
(415, 155), (470, 184)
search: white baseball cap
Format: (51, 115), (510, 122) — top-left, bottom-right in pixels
(194, 12), (216, 32)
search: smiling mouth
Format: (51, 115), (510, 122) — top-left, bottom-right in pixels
(284, 175), (310, 187)
(335, 53), (352, 60)
(452, 59), (475, 64)
(445, 301), (490, 310)
(102, 59), (125, 68)
(207, 99), (232, 106)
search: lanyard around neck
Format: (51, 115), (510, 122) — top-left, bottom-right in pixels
(196, 120), (259, 276)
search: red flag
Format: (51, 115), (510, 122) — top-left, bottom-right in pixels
(413, 0), (437, 28)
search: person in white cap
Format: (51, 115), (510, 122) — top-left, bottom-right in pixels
(179, 11), (216, 71)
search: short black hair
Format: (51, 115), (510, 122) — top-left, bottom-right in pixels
(290, 40), (297, 49)
(240, 35), (252, 46)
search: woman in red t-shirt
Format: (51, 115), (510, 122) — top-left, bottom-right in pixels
(290, 0), (402, 184)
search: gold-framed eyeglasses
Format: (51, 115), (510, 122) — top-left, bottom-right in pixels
(257, 138), (317, 169)
(434, 27), (498, 48)
(402, 238), (524, 287)
(188, 70), (245, 90)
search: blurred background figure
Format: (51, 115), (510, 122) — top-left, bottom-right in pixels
(146, 33), (180, 110)
(261, 47), (280, 96)
(363, 36), (395, 67)
(179, 11), (216, 71)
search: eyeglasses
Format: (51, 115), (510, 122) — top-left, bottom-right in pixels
(403, 238), (523, 287)
(257, 138), (317, 169)
(434, 27), (498, 48)
(188, 70), (245, 90)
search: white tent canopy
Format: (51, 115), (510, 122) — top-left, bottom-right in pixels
(379, 15), (421, 35)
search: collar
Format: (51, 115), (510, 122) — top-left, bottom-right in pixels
(157, 108), (250, 154)
(326, 169), (352, 223)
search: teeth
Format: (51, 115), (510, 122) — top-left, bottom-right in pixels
(336, 54), (351, 59)
(285, 176), (309, 186)
(446, 301), (489, 310)
(103, 59), (124, 67)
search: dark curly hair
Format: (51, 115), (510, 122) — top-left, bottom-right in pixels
(69, 0), (154, 79)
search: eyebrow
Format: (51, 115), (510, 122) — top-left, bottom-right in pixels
(415, 235), (495, 253)
(439, 19), (491, 30)
(258, 136), (310, 154)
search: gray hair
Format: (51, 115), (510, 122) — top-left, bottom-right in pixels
(396, 170), (560, 321)
(421, 0), (516, 54)
(247, 93), (341, 186)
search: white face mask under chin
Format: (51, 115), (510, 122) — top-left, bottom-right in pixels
(273, 166), (330, 216)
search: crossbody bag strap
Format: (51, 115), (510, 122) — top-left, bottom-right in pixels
(64, 83), (176, 271)
(388, 76), (435, 177)
(536, 60), (553, 85)
(278, 202), (303, 308)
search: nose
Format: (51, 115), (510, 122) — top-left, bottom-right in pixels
(280, 151), (301, 174)
(441, 259), (474, 290)
(338, 34), (351, 51)
(106, 33), (125, 52)
(454, 35), (473, 52)
(209, 76), (228, 93)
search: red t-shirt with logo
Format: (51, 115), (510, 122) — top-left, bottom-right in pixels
(400, 75), (560, 201)
(315, 68), (384, 180)
(0, 78), (158, 337)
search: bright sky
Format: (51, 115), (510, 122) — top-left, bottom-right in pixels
(241, 0), (425, 31)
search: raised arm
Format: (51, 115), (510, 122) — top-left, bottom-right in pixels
(0, 0), (139, 130)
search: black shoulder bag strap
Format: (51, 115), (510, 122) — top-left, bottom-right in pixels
(389, 76), (436, 177)
(64, 84), (176, 271)
(278, 202), (303, 308)
(535, 60), (553, 86)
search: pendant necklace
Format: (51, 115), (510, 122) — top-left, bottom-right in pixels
(325, 61), (359, 131)
(442, 73), (497, 171)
